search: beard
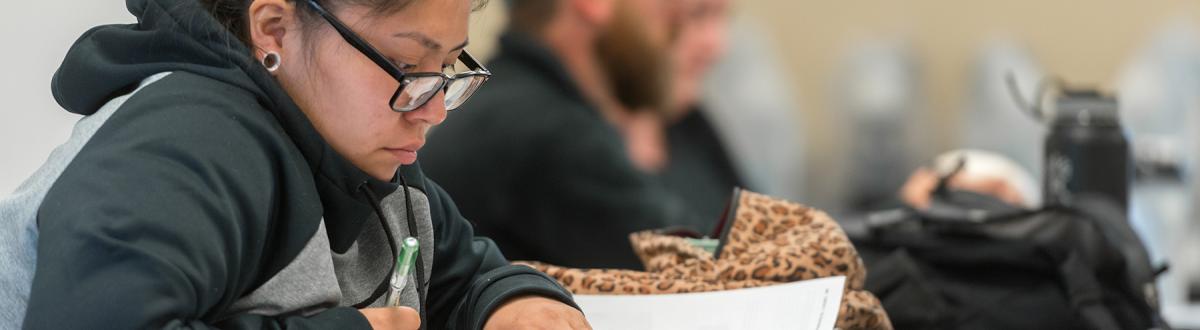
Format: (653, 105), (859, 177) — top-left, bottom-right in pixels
(594, 1), (673, 113)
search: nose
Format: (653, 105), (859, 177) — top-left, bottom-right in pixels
(403, 90), (448, 126)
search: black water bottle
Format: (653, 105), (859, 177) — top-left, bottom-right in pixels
(1043, 90), (1131, 213)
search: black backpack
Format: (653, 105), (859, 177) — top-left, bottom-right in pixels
(846, 189), (1169, 330)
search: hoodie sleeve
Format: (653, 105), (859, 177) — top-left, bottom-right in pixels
(23, 82), (371, 329)
(422, 179), (580, 330)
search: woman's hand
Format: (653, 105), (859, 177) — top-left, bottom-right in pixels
(360, 306), (421, 330)
(900, 167), (1026, 209)
(484, 296), (591, 330)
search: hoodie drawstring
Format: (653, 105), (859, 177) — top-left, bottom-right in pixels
(354, 169), (428, 329)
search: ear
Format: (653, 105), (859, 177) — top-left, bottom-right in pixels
(571, 0), (615, 28)
(247, 0), (298, 62)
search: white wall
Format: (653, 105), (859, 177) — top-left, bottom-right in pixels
(0, 1), (133, 193)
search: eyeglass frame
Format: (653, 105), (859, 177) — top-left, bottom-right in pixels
(301, 0), (492, 112)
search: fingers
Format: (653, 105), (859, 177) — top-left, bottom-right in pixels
(568, 309), (593, 330)
(360, 306), (421, 330)
(395, 307), (421, 330)
(900, 168), (939, 208)
(900, 167), (1029, 208)
(484, 296), (591, 330)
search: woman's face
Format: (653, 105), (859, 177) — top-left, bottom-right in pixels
(275, 0), (471, 181)
(668, 0), (728, 118)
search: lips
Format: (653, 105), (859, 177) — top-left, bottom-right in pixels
(384, 141), (424, 163)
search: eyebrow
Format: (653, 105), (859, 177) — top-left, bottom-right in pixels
(393, 31), (470, 52)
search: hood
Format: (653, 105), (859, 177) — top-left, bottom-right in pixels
(52, 0), (411, 252)
(53, 0), (262, 116)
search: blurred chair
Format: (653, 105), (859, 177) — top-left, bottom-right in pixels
(832, 38), (927, 213)
(961, 39), (1045, 195)
(1117, 19), (1200, 327)
(697, 15), (808, 203)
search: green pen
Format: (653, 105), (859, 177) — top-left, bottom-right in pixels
(386, 236), (420, 307)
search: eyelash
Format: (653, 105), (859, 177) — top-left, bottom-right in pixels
(391, 61), (415, 72)
(388, 58), (454, 72)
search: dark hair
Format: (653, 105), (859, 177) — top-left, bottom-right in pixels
(200, 0), (488, 47)
(505, 0), (557, 33)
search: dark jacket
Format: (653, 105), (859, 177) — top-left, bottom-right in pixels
(659, 108), (746, 223)
(18, 0), (575, 328)
(423, 33), (701, 269)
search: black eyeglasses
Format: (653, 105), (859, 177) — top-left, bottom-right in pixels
(302, 0), (491, 112)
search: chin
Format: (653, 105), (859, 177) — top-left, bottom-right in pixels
(368, 165), (401, 182)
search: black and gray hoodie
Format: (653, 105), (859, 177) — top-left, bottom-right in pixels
(0, 0), (576, 328)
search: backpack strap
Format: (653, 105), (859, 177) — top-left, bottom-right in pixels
(1057, 251), (1122, 330)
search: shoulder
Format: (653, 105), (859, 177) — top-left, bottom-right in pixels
(46, 71), (299, 210)
(120, 72), (276, 132)
(90, 71), (291, 167)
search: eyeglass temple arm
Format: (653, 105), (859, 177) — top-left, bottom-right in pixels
(306, 0), (487, 78)
(457, 51), (489, 73)
(302, 0), (407, 79)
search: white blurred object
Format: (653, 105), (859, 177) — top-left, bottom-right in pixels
(962, 39), (1046, 193)
(931, 149), (1040, 209)
(834, 38), (927, 211)
(700, 16), (807, 202)
(1116, 18), (1200, 327)
(575, 276), (845, 330)
(1, 3), (134, 193)
(840, 40), (921, 117)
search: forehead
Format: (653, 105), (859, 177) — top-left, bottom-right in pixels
(340, 0), (472, 47)
(681, 0), (729, 16)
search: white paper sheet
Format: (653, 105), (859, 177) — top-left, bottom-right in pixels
(573, 276), (845, 330)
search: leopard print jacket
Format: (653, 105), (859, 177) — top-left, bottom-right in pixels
(520, 190), (892, 330)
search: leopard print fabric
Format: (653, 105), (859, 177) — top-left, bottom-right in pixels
(520, 190), (892, 330)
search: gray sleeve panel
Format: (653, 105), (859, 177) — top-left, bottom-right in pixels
(23, 72), (369, 329)
(0, 72), (171, 329)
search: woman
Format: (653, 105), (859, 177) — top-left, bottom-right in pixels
(4, 0), (589, 328)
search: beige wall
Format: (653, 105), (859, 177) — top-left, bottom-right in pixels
(742, 0), (1200, 206)
(466, 0), (1200, 206)
(738, 0), (1200, 152)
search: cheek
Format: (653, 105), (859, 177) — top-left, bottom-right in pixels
(306, 47), (400, 154)
(700, 22), (729, 61)
(673, 36), (707, 80)
(673, 77), (700, 105)
(312, 46), (396, 111)
(675, 26), (722, 73)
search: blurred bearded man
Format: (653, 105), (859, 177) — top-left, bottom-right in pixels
(423, 0), (713, 269)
